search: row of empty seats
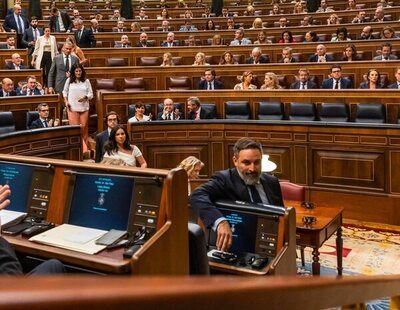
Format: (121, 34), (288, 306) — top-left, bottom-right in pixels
(125, 102), (394, 124)
(0, 111), (41, 134)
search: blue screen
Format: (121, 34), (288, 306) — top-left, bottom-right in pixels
(220, 209), (258, 254)
(68, 174), (135, 230)
(0, 162), (33, 212)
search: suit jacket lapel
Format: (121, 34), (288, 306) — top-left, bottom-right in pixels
(230, 169), (251, 202)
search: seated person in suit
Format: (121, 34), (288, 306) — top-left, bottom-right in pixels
(360, 25), (374, 39)
(226, 17), (239, 30)
(113, 20), (126, 33)
(245, 47), (269, 64)
(352, 10), (368, 24)
(157, 98), (183, 120)
(373, 42), (398, 61)
(190, 137), (284, 252)
(371, 7), (390, 22)
(0, 78), (17, 97)
(30, 103), (60, 128)
(4, 53), (27, 70)
(90, 19), (103, 33)
(278, 47), (298, 63)
(230, 29), (252, 46)
(0, 184), (65, 275)
(308, 44), (334, 62)
(321, 64), (353, 89)
(95, 111), (119, 163)
(290, 68), (318, 89)
(18, 75), (44, 96)
(161, 32), (178, 47)
(359, 68), (384, 89)
(388, 67), (400, 89)
(136, 32), (153, 47)
(179, 19), (198, 32)
(187, 96), (215, 120)
(198, 68), (223, 90)
(0, 35), (16, 50)
(115, 35), (131, 48)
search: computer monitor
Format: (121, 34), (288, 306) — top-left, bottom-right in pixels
(210, 200), (285, 258)
(66, 172), (135, 231)
(0, 161), (34, 212)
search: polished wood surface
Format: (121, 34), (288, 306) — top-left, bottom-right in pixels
(128, 120), (400, 226)
(286, 200), (343, 275)
(0, 154), (189, 275)
(0, 275), (400, 309)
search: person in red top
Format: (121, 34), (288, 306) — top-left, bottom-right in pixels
(278, 30), (296, 43)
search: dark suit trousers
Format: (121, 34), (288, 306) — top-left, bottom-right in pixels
(41, 51), (52, 87)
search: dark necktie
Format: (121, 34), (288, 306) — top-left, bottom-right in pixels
(43, 120), (48, 127)
(334, 80), (339, 89)
(248, 185), (262, 203)
(301, 83), (305, 89)
(208, 82), (212, 90)
(17, 15), (23, 34)
(30, 89), (33, 96)
(398, 83), (400, 89)
(238, 40), (242, 45)
(78, 30), (83, 41)
(55, 16), (60, 32)
(65, 55), (69, 71)
(33, 28), (37, 40)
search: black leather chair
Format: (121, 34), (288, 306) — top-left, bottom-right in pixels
(258, 101), (284, 120)
(224, 101), (250, 120)
(188, 223), (210, 275)
(157, 102), (184, 116)
(319, 103), (349, 122)
(26, 111), (39, 129)
(167, 76), (191, 90)
(355, 103), (386, 123)
(128, 104), (153, 118)
(0, 112), (16, 134)
(288, 102), (316, 121)
(201, 103), (217, 119)
(123, 78), (145, 91)
(106, 57), (127, 67)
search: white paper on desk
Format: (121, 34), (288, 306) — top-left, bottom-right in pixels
(0, 210), (27, 229)
(29, 224), (108, 255)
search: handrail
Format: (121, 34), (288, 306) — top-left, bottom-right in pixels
(0, 275), (399, 309)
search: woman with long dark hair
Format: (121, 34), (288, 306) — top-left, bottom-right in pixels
(62, 64), (93, 155)
(102, 125), (147, 167)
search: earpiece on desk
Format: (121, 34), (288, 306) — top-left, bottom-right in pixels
(123, 244), (141, 258)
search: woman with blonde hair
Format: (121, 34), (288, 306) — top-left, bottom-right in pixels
(160, 52), (175, 66)
(66, 35), (88, 65)
(260, 72), (282, 89)
(193, 52), (210, 66)
(211, 34), (223, 46)
(234, 71), (257, 90)
(177, 156), (204, 194)
(251, 17), (264, 29)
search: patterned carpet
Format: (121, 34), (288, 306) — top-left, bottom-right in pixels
(298, 226), (400, 276)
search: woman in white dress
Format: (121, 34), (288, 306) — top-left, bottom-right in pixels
(31, 26), (57, 88)
(102, 125), (147, 167)
(63, 64), (93, 155)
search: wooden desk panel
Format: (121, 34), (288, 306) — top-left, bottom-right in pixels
(128, 121), (400, 226)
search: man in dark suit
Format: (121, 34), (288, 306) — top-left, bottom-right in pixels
(3, 4), (29, 48)
(290, 68), (318, 89)
(278, 47), (298, 63)
(49, 7), (73, 33)
(245, 47), (269, 64)
(157, 98), (183, 120)
(0, 78), (17, 97)
(73, 19), (96, 48)
(308, 44), (334, 62)
(114, 35), (131, 48)
(48, 42), (79, 95)
(136, 32), (153, 47)
(4, 53), (27, 70)
(17, 76), (44, 96)
(373, 42), (398, 61)
(0, 36), (16, 50)
(95, 111), (119, 162)
(90, 19), (104, 33)
(0, 184), (65, 275)
(6, 0), (27, 16)
(321, 64), (353, 89)
(29, 103), (60, 128)
(388, 67), (400, 89)
(21, 17), (43, 65)
(371, 7), (391, 22)
(161, 32), (178, 47)
(190, 137), (283, 252)
(187, 96), (215, 120)
(198, 69), (224, 90)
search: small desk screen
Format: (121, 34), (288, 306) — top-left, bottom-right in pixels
(220, 209), (258, 254)
(68, 174), (135, 230)
(0, 162), (33, 212)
